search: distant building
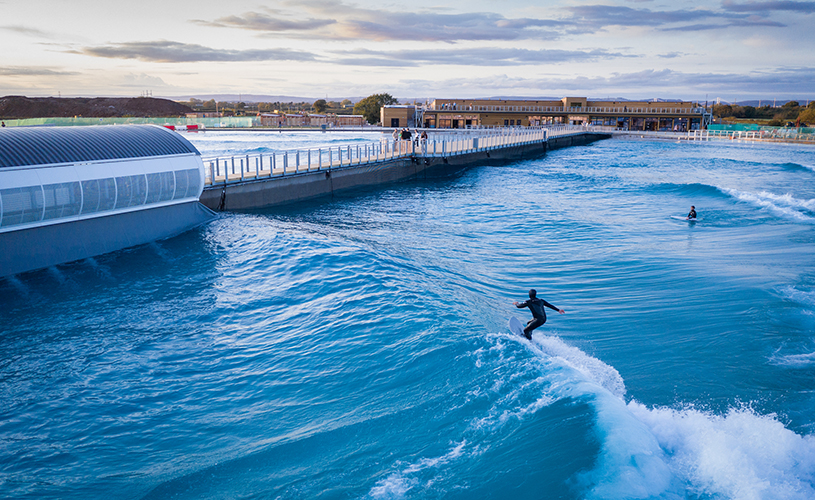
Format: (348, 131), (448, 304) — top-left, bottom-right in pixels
(186, 112), (222, 118)
(382, 97), (708, 131)
(259, 113), (367, 128)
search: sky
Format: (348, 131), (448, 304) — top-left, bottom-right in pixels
(1, 0), (813, 102)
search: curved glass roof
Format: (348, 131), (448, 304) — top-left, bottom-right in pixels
(0, 125), (200, 168)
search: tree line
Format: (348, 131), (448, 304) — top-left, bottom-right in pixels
(177, 94), (399, 124)
(712, 101), (815, 126)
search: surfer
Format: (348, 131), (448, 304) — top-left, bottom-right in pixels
(513, 289), (565, 340)
(688, 205), (697, 220)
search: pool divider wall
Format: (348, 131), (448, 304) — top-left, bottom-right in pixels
(200, 132), (610, 211)
(0, 201), (215, 277)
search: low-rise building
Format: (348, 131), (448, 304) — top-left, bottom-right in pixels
(383, 97), (708, 131)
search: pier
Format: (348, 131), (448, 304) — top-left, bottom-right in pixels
(199, 126), (609, 211)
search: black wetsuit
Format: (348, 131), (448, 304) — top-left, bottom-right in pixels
(688, 209), (697, 219)
(515, 298), (559, 339)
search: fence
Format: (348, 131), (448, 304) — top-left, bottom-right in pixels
(202, 126), (589, 186)
(0, 116), (257, 128)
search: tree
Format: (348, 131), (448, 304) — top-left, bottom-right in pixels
(782, 101), (799, 108)
(313, 99), (327, 113)
(798, 107), (815, 126)
(341, 99), (352, 108)
(202, 99), (216, 111)
(353, 93), (398, 124)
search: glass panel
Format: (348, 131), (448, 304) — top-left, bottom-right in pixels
(173, 170), (190, 200)
(98, 178), (116, 212)
(132, 175), (147, 206)
(115, 175), (146, 209)
(81, 179), (101, 214)
(184, 169), (200, 198)
(0, 186), (44, 227)
(115, 175), (134, 209)
(145, 173), (163, 204)
(42, 182), (82, 220)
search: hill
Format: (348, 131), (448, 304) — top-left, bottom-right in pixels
(0, 96), (192, 119)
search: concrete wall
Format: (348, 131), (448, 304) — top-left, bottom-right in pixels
(0, 201), (214, 277)
(199, 132), (610, 211)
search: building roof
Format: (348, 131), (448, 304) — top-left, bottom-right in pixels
(0, 124), (200, 169)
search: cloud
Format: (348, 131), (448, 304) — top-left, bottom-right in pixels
(196, 3), (560, 42)
(564, 4), (787, 30)
(331, 47), (635, 67)
(396, 67), (815, 97)
(0, 66), (79, 76)
(76, 41), (319, 63)
(0, 24), (54, 38)
(721, 1), (815, 13)
(194, 12), (335, 31)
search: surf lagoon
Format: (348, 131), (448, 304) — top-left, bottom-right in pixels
(1, 131), (814, 499)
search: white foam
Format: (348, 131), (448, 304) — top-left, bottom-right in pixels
(526, 333), (815, 499)
(532, 332), (626, 399)
(771, 351), (815, 368)
(526, 336), (678, 498)
(721, 187), (815, 222)
(779, 286), (815, 307)
(366, 442), (467, 499)
(629, 403), (815, 500)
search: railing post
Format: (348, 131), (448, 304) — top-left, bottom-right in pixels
(231, 157), (235, 175)
(240, 158), (244, 181)
(284, 152), (288, 174)
(210, 162), (214, 184)
(318, 148), (322, 170)
(296, 151), (300, 173)
(308, 149), (311, 170)
(224, 160), (229, 184)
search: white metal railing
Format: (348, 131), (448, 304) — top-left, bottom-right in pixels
(202, 126), (590, 186)
(595, 127), (815, 143)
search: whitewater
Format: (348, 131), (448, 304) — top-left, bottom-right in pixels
(1, 132), (814, 499)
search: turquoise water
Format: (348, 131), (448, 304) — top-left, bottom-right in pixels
(2, 132), (815, 499)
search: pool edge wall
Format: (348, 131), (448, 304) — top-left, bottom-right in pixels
(1, 201), (215, 277)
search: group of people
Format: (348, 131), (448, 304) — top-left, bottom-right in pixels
(391, 128), (428, 143)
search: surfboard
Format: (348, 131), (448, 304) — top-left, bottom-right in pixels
(671, 216), (700, 221)
(509, 316), (525, 338)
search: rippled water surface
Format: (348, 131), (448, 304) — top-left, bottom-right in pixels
(2, 132), (815, 499)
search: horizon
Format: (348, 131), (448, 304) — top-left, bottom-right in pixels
(1, 1), (813, 101)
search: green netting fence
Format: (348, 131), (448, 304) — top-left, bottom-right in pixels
(0, 116), (258, 128)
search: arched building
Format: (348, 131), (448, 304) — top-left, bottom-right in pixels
(0, 125), (214, 277)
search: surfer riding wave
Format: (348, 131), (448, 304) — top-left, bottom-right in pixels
(513, 289), (565, 340)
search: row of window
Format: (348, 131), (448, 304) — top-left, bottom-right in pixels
(432, 105), (699, 114)
(0, 168), (200, 229)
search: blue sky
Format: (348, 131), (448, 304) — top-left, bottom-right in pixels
(1, 0), (813, 101)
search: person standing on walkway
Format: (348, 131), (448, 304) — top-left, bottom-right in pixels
(513, 289), (565, 340)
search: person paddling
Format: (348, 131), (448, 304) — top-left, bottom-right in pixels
(513, 289), (565, 340)
(688, 205), (697, 220)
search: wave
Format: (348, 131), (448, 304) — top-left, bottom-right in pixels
(780, 162), (815, 173)
(719, 188), (815, 223)
(367, 442), (467, 499)
(654, 182), (729, 199)
(771, 351), (815, 368)
(629, 403), (815, 499)
(363, 328), (815, 499)
(523, 332), (815, 499)
(779, 286), (815, 307)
